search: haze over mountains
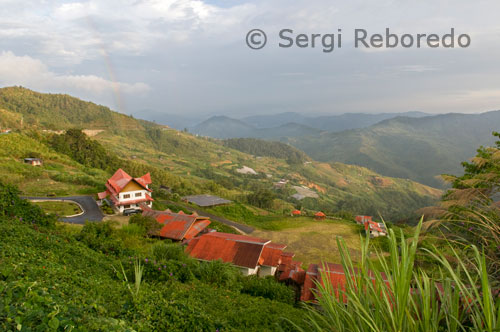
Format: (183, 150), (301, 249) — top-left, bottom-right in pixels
(186, 110), (500, 188)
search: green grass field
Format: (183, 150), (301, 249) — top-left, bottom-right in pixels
(33, 201), (82, 216)
(253, 218), (363, 266)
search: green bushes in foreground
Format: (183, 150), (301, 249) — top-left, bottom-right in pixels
(297, 220), (500, 332)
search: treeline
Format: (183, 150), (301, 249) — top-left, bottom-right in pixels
(222, 138), (309, 164)
(0, 86), (140, 130)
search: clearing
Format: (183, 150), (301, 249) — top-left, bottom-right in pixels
(253, 219), (363, 266)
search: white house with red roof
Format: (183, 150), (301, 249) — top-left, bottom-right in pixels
(98, 169), (153, 214)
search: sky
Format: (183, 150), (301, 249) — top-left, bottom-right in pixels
(0, 0), (500, 120)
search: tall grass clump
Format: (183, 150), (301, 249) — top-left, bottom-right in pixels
(296, 219), (499, 332)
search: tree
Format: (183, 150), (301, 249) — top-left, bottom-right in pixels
(426, 132), (500, 278)
(247, 189), (276, 209)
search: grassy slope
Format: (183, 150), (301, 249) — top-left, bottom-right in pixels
(286, 112), (500, 188)
(253, 219), (364, 266)
(0, 86), (441, 221)
(0, 219), (307, 331)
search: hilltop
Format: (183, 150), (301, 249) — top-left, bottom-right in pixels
(0, 86), (441, 221)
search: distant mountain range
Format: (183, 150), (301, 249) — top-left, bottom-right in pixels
(190, 116), (318, 139)
(189, 112), (429, 139)
(240, 111), (429, 131)
(284, 111), (500, 188)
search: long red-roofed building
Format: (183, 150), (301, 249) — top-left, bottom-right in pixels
(186, 232), (288, 276)
(98, 169), (153, 213)
(141, 205), (211, 241)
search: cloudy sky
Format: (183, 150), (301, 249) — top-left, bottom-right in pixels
(1, 0), (500, 120)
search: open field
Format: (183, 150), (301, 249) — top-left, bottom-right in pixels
(34, 201), (82, 216)
(253, 219), (363, 266)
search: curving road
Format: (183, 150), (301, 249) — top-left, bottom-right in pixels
(22, 196), (104, 224)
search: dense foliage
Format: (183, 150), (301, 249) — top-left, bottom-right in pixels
(427, 132), (500, 279)
(223, 138), (309, 164)
(0, 187), (307, 331)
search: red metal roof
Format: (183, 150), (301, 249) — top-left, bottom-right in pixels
(261, 242), (287, 267)
(142, 206), (210, 241)
(292, 210), (301, 215)
(315, 212), (326, 217)
(300, 263), (390, 303)
(97, 191), (108, 200)
(186, 232), (271, 269)
(106, 169), (152, 194)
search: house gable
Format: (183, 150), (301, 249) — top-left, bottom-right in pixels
(121, 180), (145, 193)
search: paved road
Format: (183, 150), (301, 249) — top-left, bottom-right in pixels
(162, 200), (254, 234)
(22, 196), (104, 224)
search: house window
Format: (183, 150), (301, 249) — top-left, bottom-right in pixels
(124, 205), (131, 209)
(135, 192), (142, 197)
(123, 194), (131, 199)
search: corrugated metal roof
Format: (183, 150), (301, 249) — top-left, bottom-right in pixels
(186, 232), (271, 269)
(261, 243), (287, 267)
(183, 194), (232, 207)
(142, 206), (210, 241)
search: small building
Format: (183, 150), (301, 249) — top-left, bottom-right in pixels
(355, 215), (373, 225)
(24, 158), (43, 166)
(314, 212), (326, 220)
(98, 169), (153, 214)
(291, 210), (301, 216)
(185, 232), (286, 276)
(364, 220), (387, 237)
(142, 205), (211, 241)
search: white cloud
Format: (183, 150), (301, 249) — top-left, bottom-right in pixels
(0, 51), (150, 95)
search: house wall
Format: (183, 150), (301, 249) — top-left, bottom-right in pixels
(259, 265), (277, 277)
(238, 266), (259, 276)
(119, 189), (148, 201)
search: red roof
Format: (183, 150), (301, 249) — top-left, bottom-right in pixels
(356, 215), (372, 224)
(278, 252), (295, 272)
(292, 210), (301, 215)
(261, 242), (287, 267)
(106, 169), (152, 195)
(315, 212), (326, 217)
(186, 232), (271, 269)
(300, 263), (390, 303)
(97, 191), (108, 200)
(142, 206), (211, 241)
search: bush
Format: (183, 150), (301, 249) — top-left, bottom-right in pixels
(151, 242), (186, 262)
(76, 221), (124, 255)
(195, 260), (239, 289)
(240, 276), (295, 304)
(0, 182), (56, 227)
(129, 214), (161, 237)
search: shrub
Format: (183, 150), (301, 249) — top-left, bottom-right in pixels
(0, 181), (56, 227)
(129, 214), (161, 237)
(240, 276), (295, 304)
(195, 260), (239, 289)
(76, 221), (124, 255)
(151, 242), (187, 262)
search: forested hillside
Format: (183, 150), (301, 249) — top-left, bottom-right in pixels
(285, 112), (500, 188)
(0, 87), (442, 221)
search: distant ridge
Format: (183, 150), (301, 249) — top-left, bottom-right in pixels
(286, 110), (500, 188)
